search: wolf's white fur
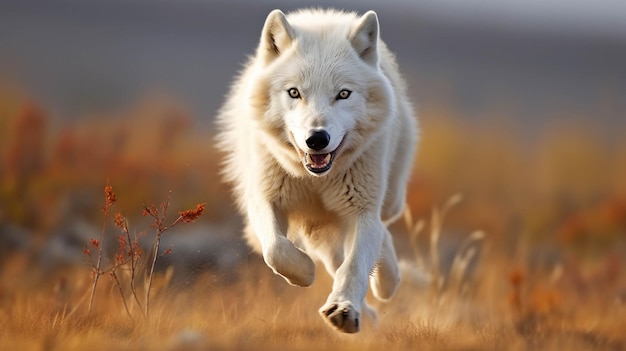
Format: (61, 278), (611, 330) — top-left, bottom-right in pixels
(217, 8), (418, 333)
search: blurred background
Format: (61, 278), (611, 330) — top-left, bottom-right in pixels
(1, 0), (625, 289)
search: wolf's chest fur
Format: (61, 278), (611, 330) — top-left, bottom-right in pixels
(269, 165), (375, 222)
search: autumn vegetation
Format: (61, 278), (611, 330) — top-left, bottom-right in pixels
(1, 87), (625, 350)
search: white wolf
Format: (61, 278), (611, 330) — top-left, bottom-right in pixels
(217, 8), (418, 333)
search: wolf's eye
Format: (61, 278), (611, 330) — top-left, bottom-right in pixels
(287, 88), (301, 99)
(336, 89), (351, 100)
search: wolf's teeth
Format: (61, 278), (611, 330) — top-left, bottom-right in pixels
(307, 153), (331, 167)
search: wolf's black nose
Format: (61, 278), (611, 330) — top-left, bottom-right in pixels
(306, 130), (330, 151)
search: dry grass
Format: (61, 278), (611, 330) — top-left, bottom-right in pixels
(1, 91), (626, 350)
(1, 245), (625, 350)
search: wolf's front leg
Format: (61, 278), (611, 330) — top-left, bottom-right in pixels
(248, 199), (316, 287)
(319, 213), (384, 333)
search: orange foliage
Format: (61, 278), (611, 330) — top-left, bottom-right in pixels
(5, 102), (46, 181)
(557, 198), (626, 248)
(178, 203), (205, 223)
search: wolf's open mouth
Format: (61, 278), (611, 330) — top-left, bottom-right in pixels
(305, 151), (335, 174)
(291, 133), (345, 175)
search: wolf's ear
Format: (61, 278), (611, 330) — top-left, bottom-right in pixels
(259, 9), (295, 64)
(350, 11), (379, 66)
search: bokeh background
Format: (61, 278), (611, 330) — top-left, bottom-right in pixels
(1, 0), (625, 348)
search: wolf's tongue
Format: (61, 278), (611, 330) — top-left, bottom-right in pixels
(308, 153), (331, 167)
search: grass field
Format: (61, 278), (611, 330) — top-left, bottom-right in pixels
(1, 91), (625, 350)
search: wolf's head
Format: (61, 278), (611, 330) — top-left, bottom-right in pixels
(250, 9), (395, 177)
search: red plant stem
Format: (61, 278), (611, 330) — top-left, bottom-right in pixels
(124, 225), (143, 312)
(144, 227), (162, 318)
(143, 194), (172, 318)
(110, 271), (132, 319)
(87, 204), (108, 314)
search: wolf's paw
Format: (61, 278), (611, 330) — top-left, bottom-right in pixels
(319, 301), (360, 333)
(264, 237), (315, 287)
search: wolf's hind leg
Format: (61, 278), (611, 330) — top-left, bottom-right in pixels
(370, 230), (400, 301)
